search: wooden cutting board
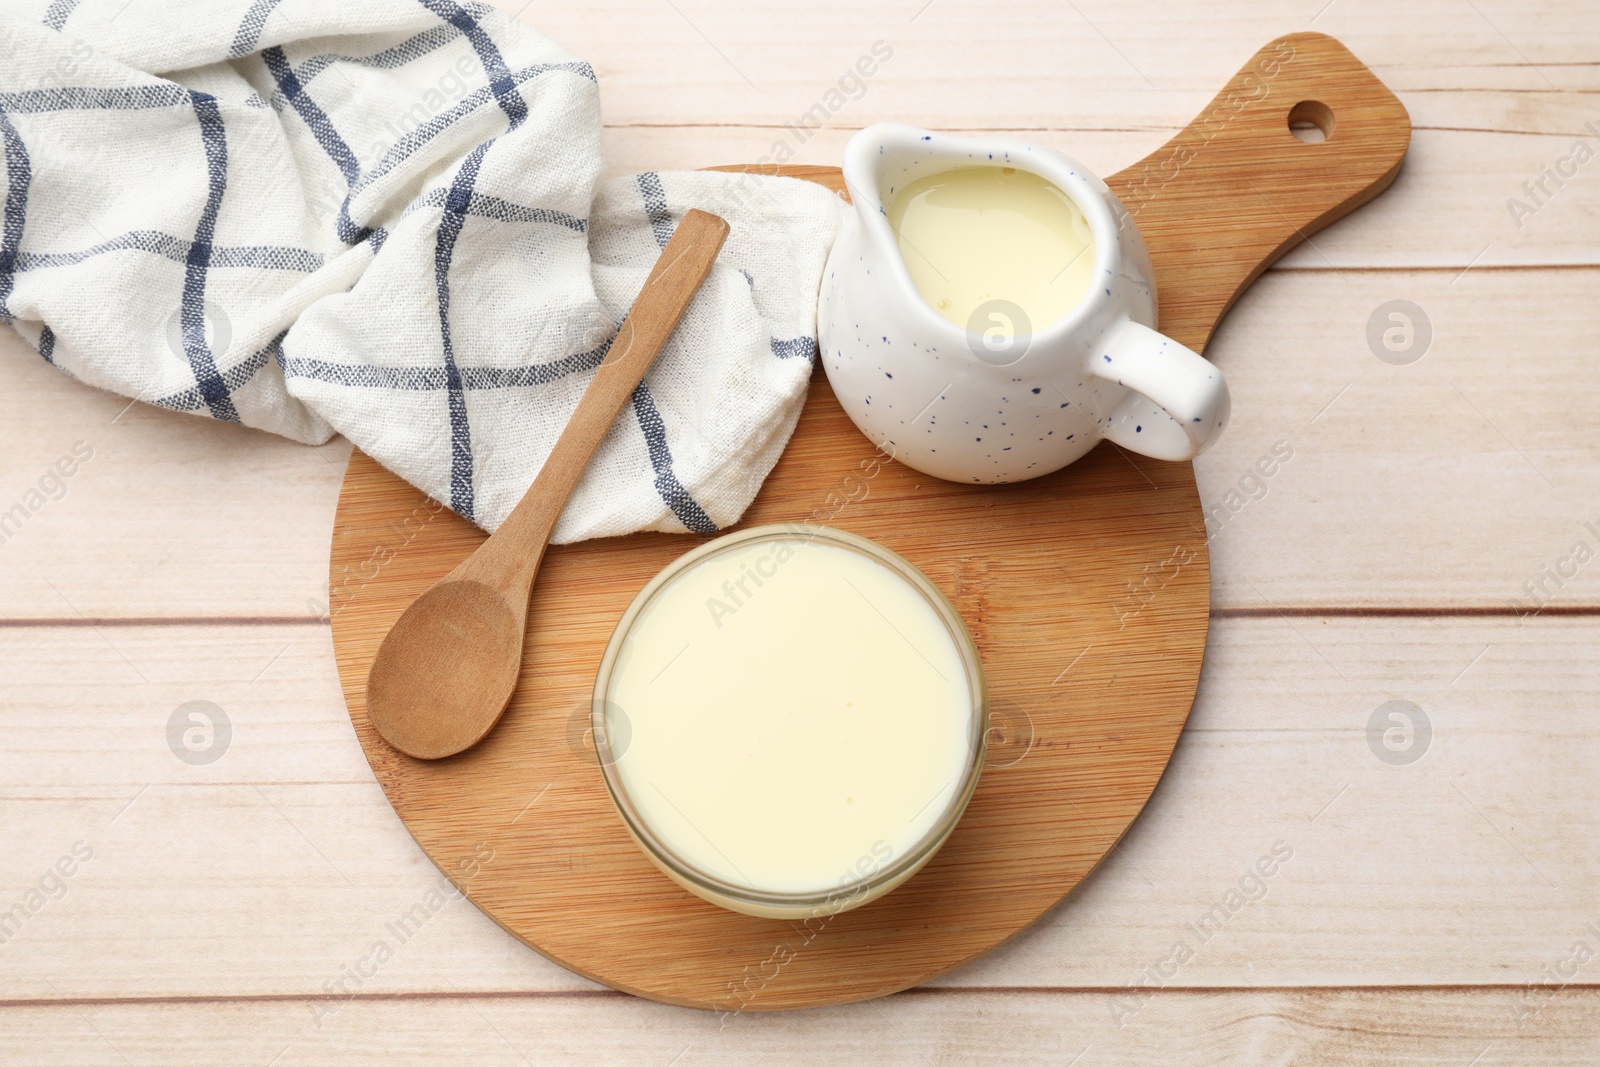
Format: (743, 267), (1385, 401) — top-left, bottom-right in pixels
(328, 33), (1409, 1011)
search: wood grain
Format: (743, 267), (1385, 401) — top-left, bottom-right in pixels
(9, 266), (1600, 618)
(612, 125), (1600, 268)
(525, 0), (1600, 131)
(4, 618), (1597, 1001)
(5, 0), (1598, 1058)
(328, 33), (1410, 1010)
(1094, 34), (1411, 351)
(6, 988), (1600, 1065)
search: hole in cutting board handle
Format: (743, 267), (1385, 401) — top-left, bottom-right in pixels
(1288, 99), (1334, 143)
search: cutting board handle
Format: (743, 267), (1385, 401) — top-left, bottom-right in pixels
(1106, 31), (1412, 353)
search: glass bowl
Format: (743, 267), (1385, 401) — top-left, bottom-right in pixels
(591, 523), (988, 919)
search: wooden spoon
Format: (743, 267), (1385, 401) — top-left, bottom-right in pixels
(366, 209), (730, 760)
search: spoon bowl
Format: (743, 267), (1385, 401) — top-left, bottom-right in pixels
(365, 581), (522, 759)
(364, 209), (731, 760)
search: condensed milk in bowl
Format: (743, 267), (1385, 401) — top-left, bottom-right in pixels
(820, 123), (1231, 483)
(591, 524), (987, 919)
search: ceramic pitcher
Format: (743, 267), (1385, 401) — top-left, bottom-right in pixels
(819, 123), (1230, 483)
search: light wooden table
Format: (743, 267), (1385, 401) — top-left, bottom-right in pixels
(4, 1), (1598, 1062)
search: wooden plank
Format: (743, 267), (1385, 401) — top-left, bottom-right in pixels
(0, 337), (351, 621)
(0, 17), (1591, 622)
(3, 618), (1597, 998)
(3, 0), (1594, 1052)
(939, 612), (1600, 988)
(7, 264), (1597, 617)
(598, 126), (1600, 269)
(508, 0), (1600, 271)
(1195, 265), (1600, 610)
(0, 624), (591, 1000)
(3, 987), (1600, 1065)
(510, 0), (1600, 123)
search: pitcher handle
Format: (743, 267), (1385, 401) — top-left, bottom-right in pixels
(1087, 318), (1231, 462)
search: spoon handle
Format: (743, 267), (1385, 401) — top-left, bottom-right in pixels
(463, 208), (730, 594)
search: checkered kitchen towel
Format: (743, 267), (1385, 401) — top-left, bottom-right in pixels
(0, 0), (846, 539)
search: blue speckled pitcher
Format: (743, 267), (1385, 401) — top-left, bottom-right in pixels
(819, 123), (1230, 484)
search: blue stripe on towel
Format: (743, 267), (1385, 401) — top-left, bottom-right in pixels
(635, 172), (675, 249)
(262, 47), (358, 185)
(0, 85), (193, 112)
(290, 26), (459, 90)
(42, 0), (82, 30)
(279, 359), (448, 391)
(274, 4), (499, 94)
(631, 382), (717, 535)
(0, 108), (33, 325)
(272, 54), (588, 249)
(417, 0), (528, 128)
(16, 230), (321, 273)
(262, 46), (374, 245)
(405, 188), (586, 232)
(347, 62), (591, 203)
(228, 0), (284, 57)
(432, 139), (500, 520)
(37, 325), (55, 364)
(178, 92), (240, 423)
(461, 344), (609, 387)
(278, 338), (611, 391)
(155, 332), (285, 412)
(628, 176), (715, 531)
